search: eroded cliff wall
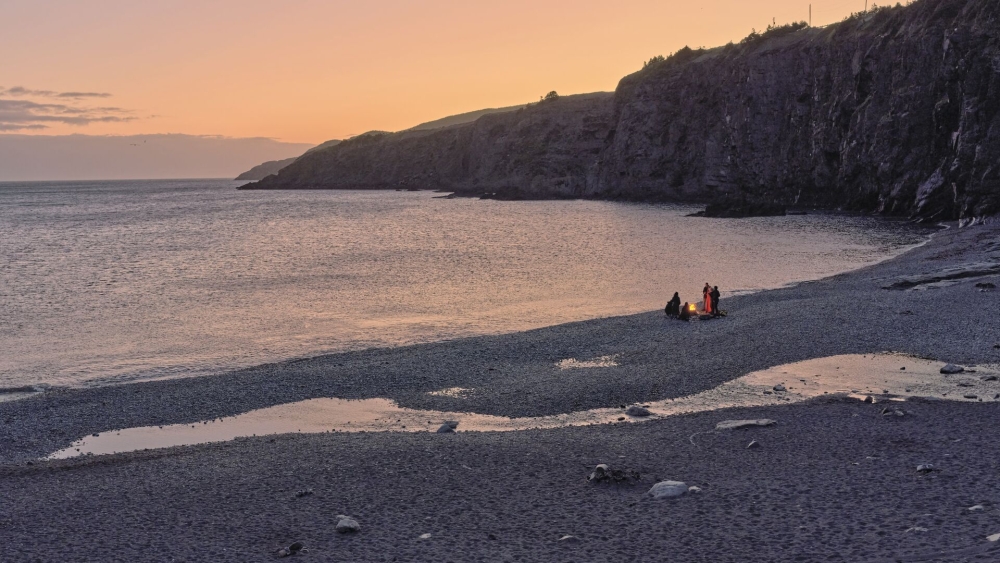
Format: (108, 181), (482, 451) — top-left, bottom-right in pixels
(245, 0), (1000, 220)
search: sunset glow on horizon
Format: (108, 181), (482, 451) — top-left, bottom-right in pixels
(3, 0), (878, 144)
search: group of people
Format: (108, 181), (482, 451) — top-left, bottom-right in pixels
(664, 283), (722, 321)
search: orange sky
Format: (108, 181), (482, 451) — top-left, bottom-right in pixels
(1, 0), (880, 144)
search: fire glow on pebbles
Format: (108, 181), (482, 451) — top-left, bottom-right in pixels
(47, 354), (1000, 459)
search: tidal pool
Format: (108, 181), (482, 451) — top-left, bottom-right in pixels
(48, 353), (1000, 459)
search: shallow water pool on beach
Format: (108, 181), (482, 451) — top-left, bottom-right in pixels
(1, 180), (931, 388)
(47, 354), (1000, 459)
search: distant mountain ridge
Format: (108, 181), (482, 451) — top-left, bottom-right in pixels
(243, 0), (1000, 221)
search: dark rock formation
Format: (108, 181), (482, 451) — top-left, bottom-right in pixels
(234, 157), (298, 181)
(243, 0), (1000, 221)
(243, 93), (615, 199)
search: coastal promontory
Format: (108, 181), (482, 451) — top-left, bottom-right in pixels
(243, 0), (1000, 221)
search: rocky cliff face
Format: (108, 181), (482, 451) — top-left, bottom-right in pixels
(244, 0), (1000, 220)
(247, 93), (614, 198)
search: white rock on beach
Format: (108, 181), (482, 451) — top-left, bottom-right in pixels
(716, 419), (776, 430)
(335, 515), (360, 533)
(647, 481), (688, 499)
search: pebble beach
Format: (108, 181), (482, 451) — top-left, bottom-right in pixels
(2, 220), (999, 562)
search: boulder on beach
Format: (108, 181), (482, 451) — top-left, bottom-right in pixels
(940, 364), (965, 374)
(625, 405), (651, 417)
(336, 515), (361, 534)
(647, 481), (688, 499)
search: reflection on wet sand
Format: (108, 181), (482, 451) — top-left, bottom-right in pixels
(48, 353), (1000, 459)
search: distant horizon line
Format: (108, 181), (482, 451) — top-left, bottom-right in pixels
(0, 177), (247, 184)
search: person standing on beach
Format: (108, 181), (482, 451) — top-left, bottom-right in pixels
(711, 286), (721, 316)
(702, 283), (713, 315)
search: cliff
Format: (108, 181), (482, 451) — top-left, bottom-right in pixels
(234, 139), (342, 180)
(235, 157), (298, 181)
(245, 93), (614, 198)
(243, 0), (1000, 220)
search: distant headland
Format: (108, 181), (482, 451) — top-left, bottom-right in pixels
(240, 0), (1000, 223)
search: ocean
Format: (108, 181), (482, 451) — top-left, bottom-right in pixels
(0, 179), (930, 388)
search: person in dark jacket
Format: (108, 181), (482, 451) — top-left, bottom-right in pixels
(711, 286), (721, 316)
(665, 292), (681, 317)
(678, 302), (692, 321)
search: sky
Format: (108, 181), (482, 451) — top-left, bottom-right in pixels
(1, 0), (881, 145)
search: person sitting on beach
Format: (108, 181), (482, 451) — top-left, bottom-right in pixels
(702, 283), (713, 315)
(678, 302), (692, 321)
(665, 292), (681, 317)
(711, 286), (721, 316)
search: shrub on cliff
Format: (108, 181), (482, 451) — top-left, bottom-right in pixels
(643, 55), (666, 69)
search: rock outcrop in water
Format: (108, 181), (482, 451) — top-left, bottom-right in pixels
(243, 0), (1000, 221)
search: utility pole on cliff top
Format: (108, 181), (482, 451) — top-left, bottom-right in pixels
(809, 4), (812, 26)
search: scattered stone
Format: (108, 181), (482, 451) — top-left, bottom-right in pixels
(880, 407), (905, 417)
(747, 440), (760, 449)
(968, 504), (985, 512)
(864, 396), (874, 404)
(443, 420), (459, 429)
(418, 533), (432, 540)
(983, 375), (998, 382)
(335, 515), (361, 534)
(900, 367), (906, 370)
(916, 464), (938, 474)
(625, 405), (652, 417)
(436, 423), (456, 433)
(557, 535), (581, 543)
(588, 464), (640, 484)
(905, 527), (929, 533)
(773, 384), (786, 392)
(647, 481), (688, 499)
(588, 464), (610, 482)
(617, 417), (625, 421)
(716, 419), (776, 430)
(294, 489), (313, 498)
(975, 282), (996, 289)
(988, 532), (1000, 542)
(941, 364), (965, 374)
(276, 542), (305, 557)
(964, 394), (978, 400)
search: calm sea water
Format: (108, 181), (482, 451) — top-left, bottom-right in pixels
(0, 179), (929, 388)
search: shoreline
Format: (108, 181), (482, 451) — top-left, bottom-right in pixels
(2, 220), (999, 561)
(5, 204), (938, 393)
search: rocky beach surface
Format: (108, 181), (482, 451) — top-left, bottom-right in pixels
(1, 220), (999, 562)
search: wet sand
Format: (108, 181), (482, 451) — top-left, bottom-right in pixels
(1, 220), (999, 562)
